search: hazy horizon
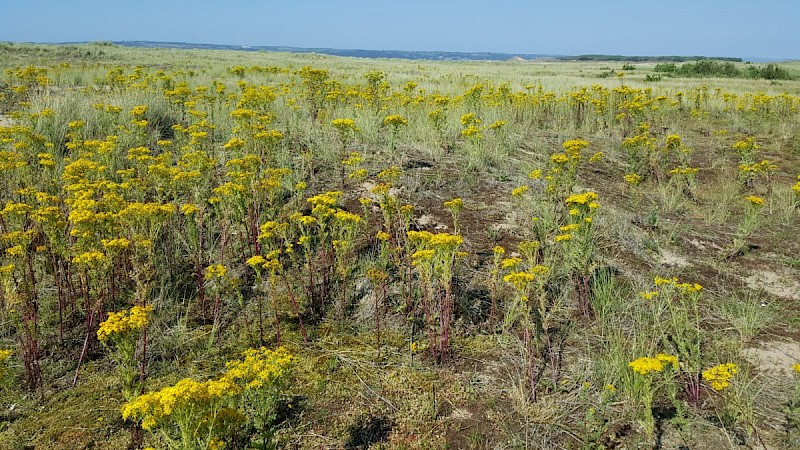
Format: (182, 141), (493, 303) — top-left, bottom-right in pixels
(1, 0), (799, 60)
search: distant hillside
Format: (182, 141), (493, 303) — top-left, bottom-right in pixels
(97, 41), (770, 63)
(112, 41), (556, 61)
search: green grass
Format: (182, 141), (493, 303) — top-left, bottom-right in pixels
(0, 42), (799, 449)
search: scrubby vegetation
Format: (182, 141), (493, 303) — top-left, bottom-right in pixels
(1, 42), (800, 449)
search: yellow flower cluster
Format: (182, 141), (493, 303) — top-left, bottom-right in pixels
(221, 346), (294, 390)
(205, 264), (228, 280)
(503, 271), (536, 291)
(511, 185), (529, 197)
(628, 356), (664, 375)
(565, 191), (599, 207)
(653, 276), (702, 294)
(443, 197), (463, 212)
(562, 139), (589, 154)
(122, 377), (241, 430)
(640, 291), (659, 300)
(383, 114), (408, 127)
(655, 353), (679, 370)
(0, 349), (10, 377)
(331, 118), (358, 133)
(744, 195), (765, 206)
(97, 305), (153, 342)
(72, 250), (108, 267)
(702, 363), (738, 391)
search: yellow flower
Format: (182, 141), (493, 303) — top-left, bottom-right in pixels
(629, 357), (664, 375)
(562, 139), (589, 154)
(247, 255), (266, 267)
(702, 363), (738, 391)
(72, 250), (108, 267)
(204, 264), (228, 280)
(443, 198), (463, 211)
(129, 105), (148, 117)
(331, 118), (358, 133)
(639, 291), (659, 300)
(97, 305), (153, 342)
(383, 114), (408, 127)
(623, 173), (642, 186)
(181, 203), (200, 216)
(744, 195), (765, 206)
(503, 271), (536, 291)
(511, 185), (529, 197)
(656, 354), (679, 370)
(501, 257), (522, 269)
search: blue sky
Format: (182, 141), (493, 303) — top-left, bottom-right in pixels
(1, 0), (798, 59)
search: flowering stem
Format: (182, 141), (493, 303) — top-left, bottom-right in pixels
(281, 272), (307, 343)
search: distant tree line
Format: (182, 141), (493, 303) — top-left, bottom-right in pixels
(563, 55), (743, 62)
(654, 61), (794, 80)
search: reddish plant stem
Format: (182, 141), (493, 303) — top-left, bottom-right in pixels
(274, 307), (281, 346)
(73, 283), (103, 386)
(281, 272), (308, 343)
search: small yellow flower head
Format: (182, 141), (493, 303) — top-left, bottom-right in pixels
(72, 250), (108, 267)
(562, 139), (589, 154)
(487, 120), (506, 130)
(129, 105), (148, 117)
(528, 169), (542, 180)
(0, 349), (11, 377)
(331, 118), (358, 133)
(702, 363), (738, 391)
(246, 255), (266, 268)
(411, 249), (436, 264)
(205, 264), (228, 280)
(640, 291), (659, 300)
(443, 197), (463, 212)
(629, 357), (664, 375)
(664, 134), (682, 149)
(501, 257), (522, 270)
(97, 305), (153, 342)
(550, 153), (569, 164)
(503, 271), (536, 291)
(383, 114), (408, 127)
(376, 230), (390, 242)
(512, 185), (529, 197)
(460, 125), (482, 139)
(555, 234), (572, 242)
(492, 245), (505, 256)
(744, 195), (765, 206)
(565, 191), (598, 207)
(656, 353), (679, 370)
(588, 151), (604, 163)
(624, 173), (642, 186)
(792, 363), (800, 374)
(654, 276), (678, 286)
(222, 137), (247, 150)
(181, 203), (200, 216)
(366, 268), (388, 283)
(460, 113), (481, 126)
